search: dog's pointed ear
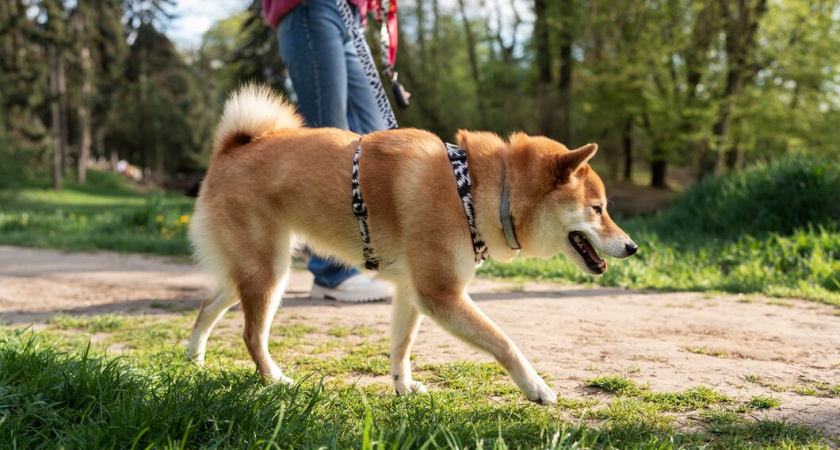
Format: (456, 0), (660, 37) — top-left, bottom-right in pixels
(554, 143), (598, 185)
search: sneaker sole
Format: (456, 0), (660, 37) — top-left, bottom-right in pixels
(310, 286), (390, 303)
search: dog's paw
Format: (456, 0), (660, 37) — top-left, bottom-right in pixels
(394, 379), (427, 396)
(522, 379), (557, 405)
(263, 373), (295, 386)
(187, 352), (205, 366)
(263, 365), (295, 386)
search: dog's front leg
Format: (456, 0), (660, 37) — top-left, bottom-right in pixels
(390, 283), (427, 395)
(416, 290), (557, 405)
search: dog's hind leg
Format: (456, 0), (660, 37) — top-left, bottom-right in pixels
(237, 235), (293, 385)
(188, 288), (239, 365)
(390, 282), (426, 395)
(414, 290), (557, 405)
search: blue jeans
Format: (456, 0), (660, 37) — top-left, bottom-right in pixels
(278, 0), (387, 288)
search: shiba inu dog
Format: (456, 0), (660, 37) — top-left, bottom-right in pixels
(187, 85), (638, 404)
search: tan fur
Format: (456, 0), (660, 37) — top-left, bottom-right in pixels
(188, 84), (636, 404)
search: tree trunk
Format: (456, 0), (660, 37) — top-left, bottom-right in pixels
(698, 0), (767, 180)
(155, 118), (163, 181)
(432, 0), (440, 51)
(57, 45), (69, 176)
(76, 10), (92, 184)
(415, 0), (425, 60)
(457, 0), (487, 128)
(623, 118), (633, 183)
(48, 45), (63, 191)
(96, 126), (106, 161)
(139, 47), (149, 172)
(651, 158), (667, 189)
(534, 0), (553, 137)
(699, 118), (726, 180)
(724, 136), (744, 172)
(557, 0), (574, 145)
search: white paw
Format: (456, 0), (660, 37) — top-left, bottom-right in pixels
(522, 378), (557, 405)
(394, 377), (427, 396)
(276, 375), (295, 386)
(264, 373), (295, 386)
(265, 365), (295, 386)
(187, 352), (205, 366)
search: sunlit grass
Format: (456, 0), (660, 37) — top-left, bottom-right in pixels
(0, 317), (832, 449)
(0, 170), (193, 255)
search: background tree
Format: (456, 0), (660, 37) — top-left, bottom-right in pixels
(1, 0), (839, 193)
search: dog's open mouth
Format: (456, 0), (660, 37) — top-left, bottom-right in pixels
(568, 231), (607, 274)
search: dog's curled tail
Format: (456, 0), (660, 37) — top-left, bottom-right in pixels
(212, 83), (303, 156)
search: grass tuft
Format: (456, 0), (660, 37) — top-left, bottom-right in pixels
(684, 346), (729, 358)
(587, 375), (641, 396)
(745, 395), (782, 410)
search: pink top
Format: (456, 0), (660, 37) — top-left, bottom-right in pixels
(262, 0), (371, 29)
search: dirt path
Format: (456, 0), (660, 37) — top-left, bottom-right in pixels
(1, 246), (838, 438)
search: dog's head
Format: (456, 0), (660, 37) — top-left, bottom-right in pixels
(507, 133), (638, 275)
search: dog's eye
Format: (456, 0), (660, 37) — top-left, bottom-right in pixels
(593, 205), (602, 215)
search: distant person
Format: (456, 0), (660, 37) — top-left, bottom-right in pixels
(263, 0), (391, 303)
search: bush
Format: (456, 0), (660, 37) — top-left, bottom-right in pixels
(651, 157), (840, 239)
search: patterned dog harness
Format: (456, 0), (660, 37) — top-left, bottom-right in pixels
(445, 143), (489, 265)
(351, 143), (380, 270)
(351, 142), (488, 270)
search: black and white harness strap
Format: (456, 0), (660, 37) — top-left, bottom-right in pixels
(351, 142), (489, 270)
(445, 143), (489, 265)
(351, 144), (380, 270)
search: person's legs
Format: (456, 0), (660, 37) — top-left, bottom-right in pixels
(277, 0), (389, 300)
(278, 0), (359, 288)
(307, 256), (357, 288)
(343, 28), (388, 134)
(278, 0), (349, 129)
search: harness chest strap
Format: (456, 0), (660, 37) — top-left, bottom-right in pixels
(445, 143), (489, 265)
(351, 142), (489, 270)
(351, 144), (380, 270)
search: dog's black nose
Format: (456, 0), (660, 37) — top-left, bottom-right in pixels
(625, 243), (638, 256)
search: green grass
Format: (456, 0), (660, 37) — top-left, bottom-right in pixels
(742, 375), (840, 399)
(745, 396), (782, 410)
(685, 346), (730, 358)
(0, 321), (833, 449)
(0, 170), (193, 255)
(588, 375), (642, 396)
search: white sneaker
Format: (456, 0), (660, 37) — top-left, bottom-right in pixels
(309, 274), (392, 303)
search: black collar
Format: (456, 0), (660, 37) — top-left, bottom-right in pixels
(499, 171), (521, 250)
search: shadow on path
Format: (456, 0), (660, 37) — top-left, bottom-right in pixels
(0, 287), (651, 325)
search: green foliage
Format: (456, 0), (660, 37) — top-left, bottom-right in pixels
(651, 157), (840, 238)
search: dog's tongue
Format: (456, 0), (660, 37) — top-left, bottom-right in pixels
(580, 238), (607, 272)
(580, 238), (604, 264)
